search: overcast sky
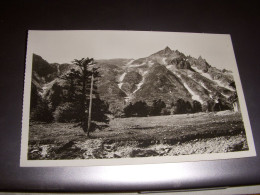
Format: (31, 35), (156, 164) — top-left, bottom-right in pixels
(28, 30), (237, 70)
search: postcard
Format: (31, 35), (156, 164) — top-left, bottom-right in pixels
(20, 30), (256, 167)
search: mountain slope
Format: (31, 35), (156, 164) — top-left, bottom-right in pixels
(134, 64), (192, 104)
(113, 46), (235, 107)
(31, 46), (237, 115)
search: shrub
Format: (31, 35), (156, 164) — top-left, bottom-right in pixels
(91, 97), (110, 123)
(123, 102), (134, 117)
(175, 98), (186, 114)
(30, 99), (53, 123)
(150, 99), (166, 116)
(161, 108), (171, 115)
(192, 100), (202, 113)
(123, 101), (149, 117)
(53, 102), (81, 122)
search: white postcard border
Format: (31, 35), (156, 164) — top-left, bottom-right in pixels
(20, 30), (256, 167)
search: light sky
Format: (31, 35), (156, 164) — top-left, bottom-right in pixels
(28, 30), (237, 70)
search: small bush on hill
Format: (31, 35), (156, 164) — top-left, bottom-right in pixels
(30, 99), (53, 123)
(53, 102), (81, 122)
(150, 99), (166, 116)
(123, 101), (149, 117)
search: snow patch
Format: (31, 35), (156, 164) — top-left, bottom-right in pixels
(39, 86), (48, 97)
(174, 71), (203, 104)
(199, 82), (211, 92)
(162, 57), (167, 65)
(127, 59), (135, 65)
(183, 83), (203, 104)
(141, 70), (148, 76)
(118, 83), (123, 89)
(166, 65), (174, 70)
(200, 81), (229, 100)
(192, 65), (235, 91)
(119, 72), (126, 82)
(124, 96), (131, 103)
(137, 69), (148, 77)
(214, 79), (235, 91)
(57, 65), (60, 75)
(133, 71), (148, 94)
(39, 80), (56, 97)
(148, 61), (154, 66)
(129, 62), (146, 67)
(117, 71), (134, 102)
(133, 80), (144, 93)
(118, 72), (126, 90)
(221, 93), (230, 99)
(192, 66), (212, 80)
(42, 86), (48, 91)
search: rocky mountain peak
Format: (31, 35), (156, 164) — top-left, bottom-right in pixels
(149, 46), (173, 58)
(163, 46), (172, 53)
(198, 56), (204, 61)
(161, 46), (173, 56)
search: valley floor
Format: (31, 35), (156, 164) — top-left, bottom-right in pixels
(28, 110), (248, 160)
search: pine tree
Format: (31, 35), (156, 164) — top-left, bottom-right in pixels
(123, 101), (149, 117)
(124, 102), (134, 117)
(192, 100), (202, 113)
(60, 69), (79, 102)
(185, 101), (193, 113)
(175, 98), (186, 114)
(91, 96), (110, 123)
(150, 99), (166, 116)
(58, 58), (109, 135)
(206, 99), (215, 112)
(228, 82), (239, 112)
(133, 101), (149, 117)
(31, 98), (53, 123)
(30, 83), (40, 111)
(50, 83), (63, 111)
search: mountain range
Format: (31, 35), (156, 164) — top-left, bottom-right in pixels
(31, 46), (236, 115)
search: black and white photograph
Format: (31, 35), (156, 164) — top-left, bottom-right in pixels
(21, 30), (256, 166)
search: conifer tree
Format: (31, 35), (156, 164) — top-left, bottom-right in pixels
(192, 100), (202, 113)
(150, 99), (166, 116)
(59, 58), (109, 135)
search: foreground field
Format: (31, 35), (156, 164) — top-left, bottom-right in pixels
(28, 111), (248, 160)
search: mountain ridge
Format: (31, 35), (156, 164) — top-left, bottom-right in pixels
(30, 47), (236, 115)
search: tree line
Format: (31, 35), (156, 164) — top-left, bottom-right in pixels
(30, 58), (110, 135)
(122, 98), (231, 118)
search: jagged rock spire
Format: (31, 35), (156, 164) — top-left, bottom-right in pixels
(164, 46), (172, 53)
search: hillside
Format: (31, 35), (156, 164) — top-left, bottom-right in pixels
(30, 46), (237, 115)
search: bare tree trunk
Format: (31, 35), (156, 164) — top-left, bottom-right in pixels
(82, 65), (87, 132)
(87, 72), (94, 137)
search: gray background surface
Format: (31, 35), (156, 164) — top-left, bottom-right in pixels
(0, 0), (259, 192)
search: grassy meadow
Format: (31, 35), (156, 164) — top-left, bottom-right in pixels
(28, 110), (248, 160)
